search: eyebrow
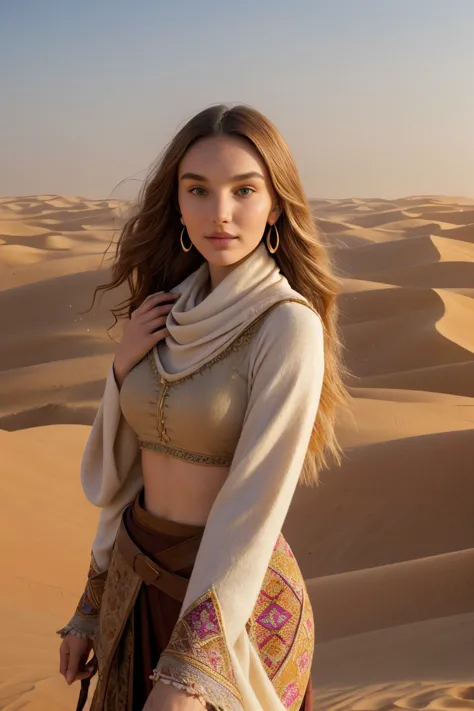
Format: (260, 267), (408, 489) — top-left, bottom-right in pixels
(180, 171), (265, 182)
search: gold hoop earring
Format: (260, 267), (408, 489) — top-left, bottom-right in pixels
(180, 226), (193, 252)
(266, 223), (279, 254)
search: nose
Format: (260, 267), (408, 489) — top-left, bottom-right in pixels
(211, 194), (232, 225)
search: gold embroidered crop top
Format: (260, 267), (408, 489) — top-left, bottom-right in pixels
(119, 302), (294, 467)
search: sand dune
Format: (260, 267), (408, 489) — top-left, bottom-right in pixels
(338, 389), (474, 448)
(314, 612), (474, 703)
(440, 223), (474, 244)
(334, 233), (474, 282)
(307, 546), (474, 641)
(285, 427), (474, 576)
(0, 426), (97, 711)
(340, 289), (472, 379)
(358, 359), (474, 397)
(1, 194), (474, 709)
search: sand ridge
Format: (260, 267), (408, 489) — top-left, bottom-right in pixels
(1, 194), (474, 709)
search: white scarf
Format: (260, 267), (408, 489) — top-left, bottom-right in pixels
(155, 241), (307, 380)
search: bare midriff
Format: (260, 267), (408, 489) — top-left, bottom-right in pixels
(141, 448), (230, 526)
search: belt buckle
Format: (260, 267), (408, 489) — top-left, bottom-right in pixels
(134, 554), (162, 584)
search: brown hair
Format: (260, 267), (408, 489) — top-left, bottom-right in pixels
(93, 103), (349, 485)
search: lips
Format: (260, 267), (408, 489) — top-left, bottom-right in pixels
(206, 233), (236, 239)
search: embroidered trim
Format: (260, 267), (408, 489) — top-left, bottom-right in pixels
(151, 297), (312, 387)
(247, 534), (314, 710)
(156, 374), (171, 443)
(90, 543), (143, 711)
(138, 439), (233, 467)
(146, 297), (313, 456)
(152, 586), (243, 711)
(155, 677), (214, 710)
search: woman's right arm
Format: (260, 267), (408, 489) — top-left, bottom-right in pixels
(58, 291), (179, 683)
(57, 362), (144, 686)
(57, 361), (145, 641)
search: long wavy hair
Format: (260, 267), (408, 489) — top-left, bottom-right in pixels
(92, 103), (349, 485)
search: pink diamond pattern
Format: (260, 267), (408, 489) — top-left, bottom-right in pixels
(256, 602), (292, 631)
(282, 681), (300, 708)
(297, 650), (310, 674)
(186, 599), (220, 640)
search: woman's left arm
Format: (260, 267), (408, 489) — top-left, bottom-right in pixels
(146, 301), (325, 711)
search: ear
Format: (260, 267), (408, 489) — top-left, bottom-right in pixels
(268, 202), (282, 225)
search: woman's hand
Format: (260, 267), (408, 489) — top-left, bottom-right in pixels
(143, 680), (207, 711)
(59, 633), (95, 685)
(113, 291), (180, 387)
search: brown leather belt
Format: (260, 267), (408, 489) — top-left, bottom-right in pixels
(116, 516), (203, 602)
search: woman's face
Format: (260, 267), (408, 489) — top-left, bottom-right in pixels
(177, 134), (281, 268)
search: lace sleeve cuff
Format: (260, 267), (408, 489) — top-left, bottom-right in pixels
(56, 612), (100, 640)
(152, 675), (215, 710)
(56, 554), (107, 642)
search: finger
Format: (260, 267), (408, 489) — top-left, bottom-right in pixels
(141, 303), (174, 322)
(151, 327), (169, 344)
(59, 646), (69, 677)
(66, 655), (80, 685)
(139, 292), (179, 314)
(145, 315), (167, 332)
(145, 328), (169, 350)
(75, 667), (96, 681)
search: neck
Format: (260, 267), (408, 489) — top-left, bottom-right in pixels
(207, 246), (261, 293)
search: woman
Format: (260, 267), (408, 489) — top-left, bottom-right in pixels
(57, 104), (347, 711)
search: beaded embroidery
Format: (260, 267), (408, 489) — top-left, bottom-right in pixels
(138, 439), (233, 467)
(145, 297), (312, 464)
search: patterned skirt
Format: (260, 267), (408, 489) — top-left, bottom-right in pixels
(89, 492), (314, 711)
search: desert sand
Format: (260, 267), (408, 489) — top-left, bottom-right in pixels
(1, 194), (474, 709)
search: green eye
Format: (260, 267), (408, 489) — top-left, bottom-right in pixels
(189, 186), (254, 197)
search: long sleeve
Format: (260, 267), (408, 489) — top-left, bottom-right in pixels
(57, 362), (143, 640)
(151, 301), (324, 711)
(81, 362), (144, 571)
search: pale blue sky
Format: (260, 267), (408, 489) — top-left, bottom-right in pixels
(1, 0), (473, 200)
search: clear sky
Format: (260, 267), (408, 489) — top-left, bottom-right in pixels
(1, 0), (473, 200)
